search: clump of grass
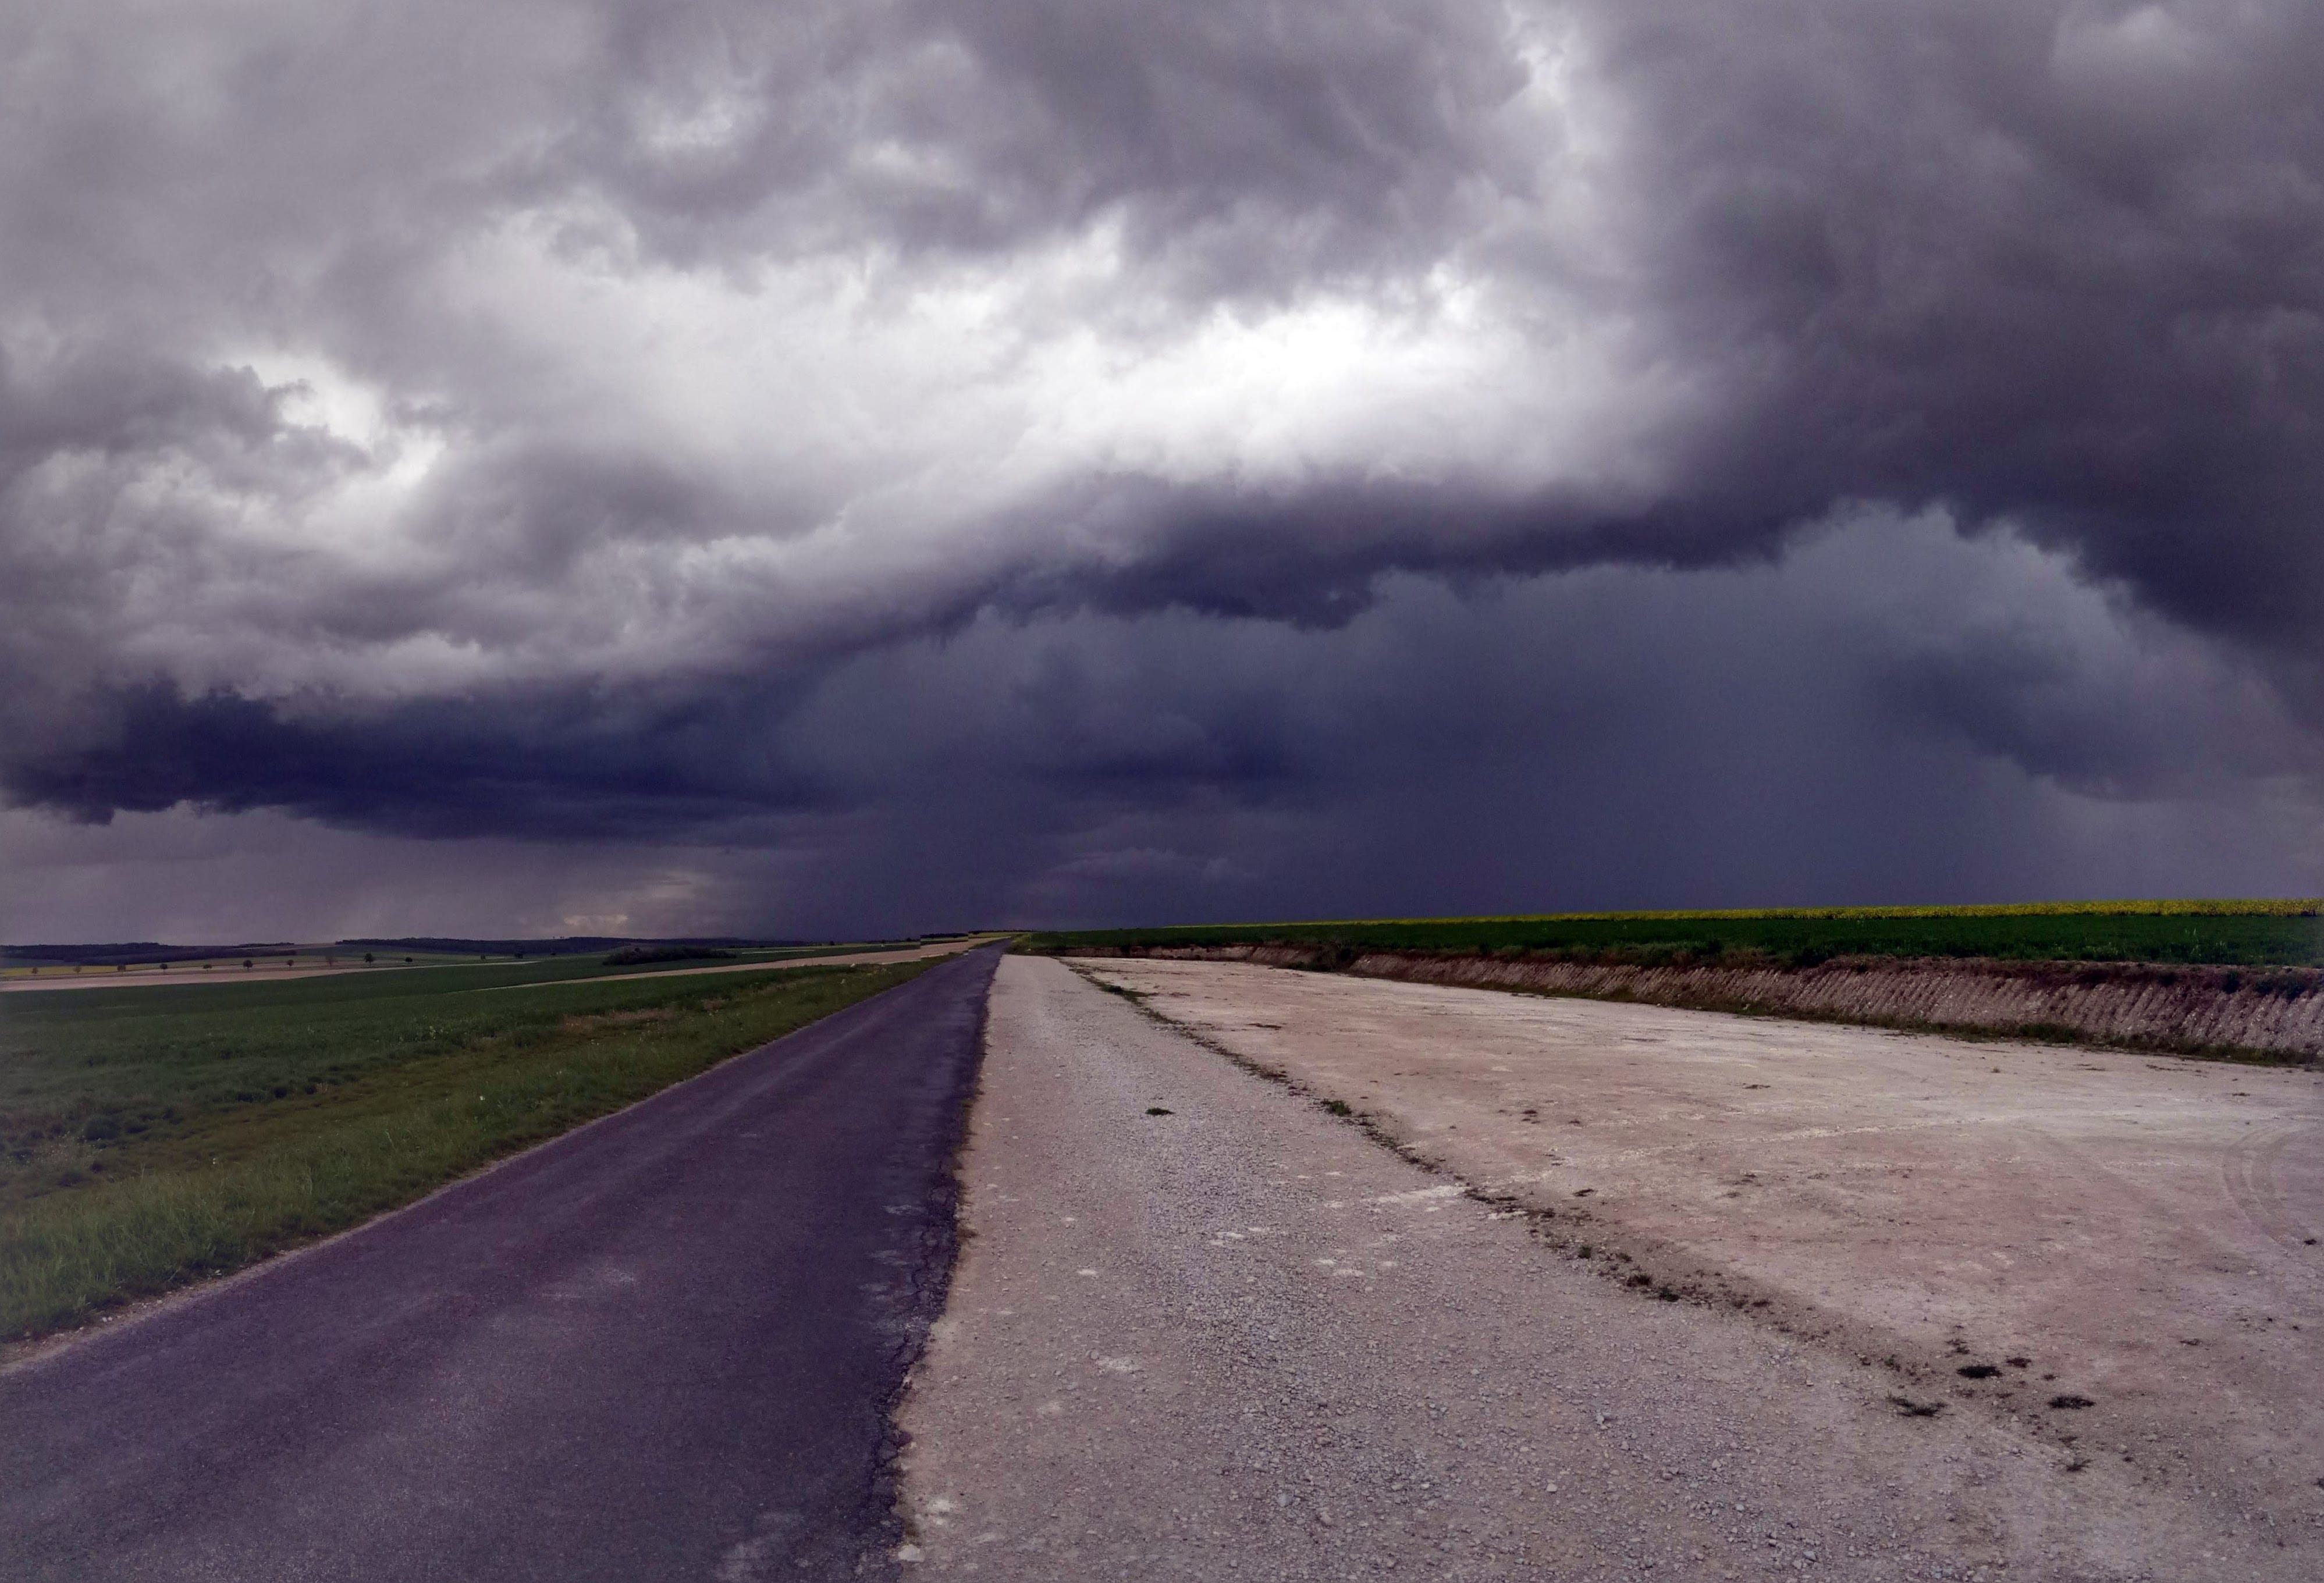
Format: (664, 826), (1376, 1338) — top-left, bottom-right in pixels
(0, 961), (930, 1339)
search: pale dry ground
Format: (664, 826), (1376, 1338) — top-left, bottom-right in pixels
(0, 962), (379, 993)
(897, 958), (2311, 1581)
(1069, 958), (2324, 1546)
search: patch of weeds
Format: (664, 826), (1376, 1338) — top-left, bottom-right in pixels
(1956, 1364), (2001, 1379)
(2048, 1393), (2095, 1410)
(1888, 1396), (1944, 1418)
(1321, 1098), (1352, 1116)
(1145, 1107), (1174, 1116)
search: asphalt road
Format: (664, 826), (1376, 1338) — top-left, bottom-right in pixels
(2, 945), (1000, 1583)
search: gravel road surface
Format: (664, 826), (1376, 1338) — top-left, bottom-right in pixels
(1075, 956), (2324, 1541)
(1, 946), (1000, 1582)
(897, 956), (2305, 1581)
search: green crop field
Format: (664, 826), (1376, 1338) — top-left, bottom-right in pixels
(1020, 899), (2324, 969)
(0, 940), (882, 980)
(0, 952), (934, 1339)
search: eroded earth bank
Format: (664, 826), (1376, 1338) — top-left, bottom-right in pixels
(1062, 945), (2324, 1062)
(895, 956), (2321, 1581)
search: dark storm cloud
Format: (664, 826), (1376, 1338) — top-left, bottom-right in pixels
(6, 680), (834, 840)
(1, 0), (2320, 903)
(772, 517), (2321, 931)
(6, 518), (2319, 943)
(1591, 1), (2324, 652)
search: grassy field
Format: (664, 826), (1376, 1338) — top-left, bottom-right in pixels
(0, 952), (936, 1339)
(0, 940), (889, 982)
(1020, 899), (2324, 969)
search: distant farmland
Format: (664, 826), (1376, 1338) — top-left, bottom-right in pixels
(1022, 898), (2324, 968)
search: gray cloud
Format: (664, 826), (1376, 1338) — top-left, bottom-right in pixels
(1595, 1), (2324, 652)
(1, 2), (2319, 930)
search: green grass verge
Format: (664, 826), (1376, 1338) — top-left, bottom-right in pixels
(1018, 899), (2324, 969)
(0, 956), (934, 1339)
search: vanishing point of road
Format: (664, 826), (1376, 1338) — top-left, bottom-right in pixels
(1, 945), (1001, 1582)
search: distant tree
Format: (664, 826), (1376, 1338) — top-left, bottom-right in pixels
(243, 959), (254, 970)
(364, 952), (375, 965)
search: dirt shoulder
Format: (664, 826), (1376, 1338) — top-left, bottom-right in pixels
(1072, 956), (2324, 1550)
(897, 957), (2314, 1580)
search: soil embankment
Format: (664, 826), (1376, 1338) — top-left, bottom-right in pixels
(1054, 944), (2324, 1061)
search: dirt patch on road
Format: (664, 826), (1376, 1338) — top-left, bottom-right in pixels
(1061, 944), (2324, 1061)
(1076, 958), (2324, 1540)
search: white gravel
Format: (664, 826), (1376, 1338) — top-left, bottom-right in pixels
(1069, 954), (2324, 1536)
(894, 957), (2308, 1581)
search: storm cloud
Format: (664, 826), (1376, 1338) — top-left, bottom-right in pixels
(2, 1), (2319, 935)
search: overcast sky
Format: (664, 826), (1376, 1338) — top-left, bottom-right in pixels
(3, 0), (2320, 943)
